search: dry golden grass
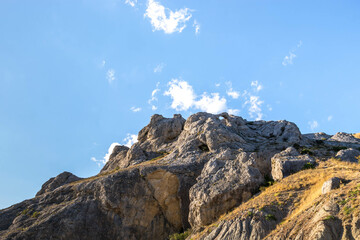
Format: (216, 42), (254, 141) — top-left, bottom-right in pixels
(353, 133), (360, 139)
(192, 159), (360, 240)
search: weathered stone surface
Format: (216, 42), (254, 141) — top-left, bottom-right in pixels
(271, 147), (315, 181)
(336, 148), (360, 163)
(322, 177), (341, 194)
(36, 172), (81, 196)
(4, 112), (360, 240)
(303, 132), (331, 141)
(188, 154), (263, 228)
(101, 145), (129, 173)
(329, 132), (360, 144)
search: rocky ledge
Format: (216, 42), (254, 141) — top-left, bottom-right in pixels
(1, 112), (360, 240)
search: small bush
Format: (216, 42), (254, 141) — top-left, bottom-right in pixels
(169, 229), (191, 240)
(302, 162), (316, 170)
(300, 148), (313, 155)
(344, 206), (354, 215)
(323, 215), (335, 220)
(32, 211), (40, 218)
(265, 214), (276, 221)
(247, 211), (254, 217)
(338, 199), (347, 206)
(331, 146), (347, 152)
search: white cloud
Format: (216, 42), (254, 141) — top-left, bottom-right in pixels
(308, 120), (319, 131)
(148, 82), (160, 110)
(125, 0), (137, 7)
(215, 83), (221, 87)
(195, 93), (227, 114)
(244, 95), (264, 120)
(91, 142), (121, 167)
(251, 80), (263, 92)
(328, 115), (333, 121)
(107, 69), (116, 83)
(228, 109), (240, 115)
(154, 63), (165, 73)
(282, 52), (296, 66)
(164, 79), (196, 111)
(226, 81), (240, 99)
(144, 0), (192, 34)
(124, 134), (138, 147)
(130, 107), (142, 112)
(267, 104), (273, 111)
(282, 40), (302, 66)
(193, 20), (200, 34)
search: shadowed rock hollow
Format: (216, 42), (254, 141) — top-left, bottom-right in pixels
(1, 112), (360, 240)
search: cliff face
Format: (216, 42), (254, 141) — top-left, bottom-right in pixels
(1, 112), (360, 240)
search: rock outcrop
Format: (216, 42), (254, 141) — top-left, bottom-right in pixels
(336, 148), (360, 163)
(1, 112), (360, 240)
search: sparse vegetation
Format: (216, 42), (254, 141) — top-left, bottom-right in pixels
(331, 146), (347, 152)
(301, 162), (316, 170)
(32, 211), (41, 218)
(300, 148), (313, 155)
(323, 215), (335, 220)
(168, 229), (191, 240)
(265, 214), (276, 221)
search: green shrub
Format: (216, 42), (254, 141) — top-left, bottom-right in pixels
(247, 211), (254, 217)
(302, 162), (316, 170)
(300, 148), (313, 155)
(265, 214), (276, 221)
(32, 211), (40, 218)
(169, 229), (191, 240)
(323, 215), (335, 220)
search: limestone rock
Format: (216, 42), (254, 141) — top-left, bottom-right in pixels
(271, 147), (315, 181)
(329, 132), (360, 144)
(321, 177), (341, 194)
(101, 145), (129, 173)
(303, 132), (331, 141)
(36, 172), (81, 196)
(335, 148), (360, 163)
(188, 154), (263, 229)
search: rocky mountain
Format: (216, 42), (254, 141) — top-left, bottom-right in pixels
(1, 112), (360, 240)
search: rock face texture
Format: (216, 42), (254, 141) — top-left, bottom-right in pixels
(336, 148), (360, 163)
(271, 147), (315, 181)
(322, 177), (341, 194)
(1, 112), (360, 240)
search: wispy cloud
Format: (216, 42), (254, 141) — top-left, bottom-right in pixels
(107, 69), (116, 83)
(193, 20), (200, 35)
(242, 81), (264, 120)
(124, 134), (138, 147)
(282, 40), (302, 66)
(251, 80), (263, 92)
(308, 120), (319, 131)
(144, 0), (192, 34)
(154, 63), (165, 73)
(282, 52), (296, 66)
(125, 0), (137, 7)
(328, 115), (333, 121)
(91, 142), (120, 167)
(130, 107), (142, 112)
(226, 81), (240, 99)
(148, 82), (160, 110)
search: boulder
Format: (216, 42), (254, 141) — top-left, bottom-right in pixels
(271, 147), (315, 181)
(329, 132), (360, 144)
(36, 172), (81, 196)
(322, 177), (341, 194)
(188, 155), (263, 229)
(335, 148), (360, 163)
(101, 145), (129, 172)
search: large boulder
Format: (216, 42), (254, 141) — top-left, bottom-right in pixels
(271, 147), (315, 181)
(101, 145), (129, 173)
(322, 177), (341, 194)
(188, 153), (263, 229)
(335, 148), (360, 163)
(36, 172), (81, 196)
(329, 132), (360, 144)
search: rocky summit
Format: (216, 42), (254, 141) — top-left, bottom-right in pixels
(1, 112), (360, 240)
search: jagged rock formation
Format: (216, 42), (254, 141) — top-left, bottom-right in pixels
(1, 112), (360, 240)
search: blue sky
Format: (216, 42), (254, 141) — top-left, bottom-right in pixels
(1, 0), (360, 209)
